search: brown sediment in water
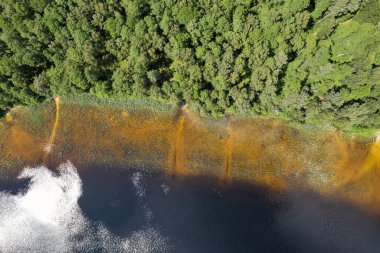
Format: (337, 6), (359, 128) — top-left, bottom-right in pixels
(168, 108), (186, 177)
(221, 118), (233, 184)
(0, 101), (379, 213)
(2, 125), (44, 165)
(332, 136), (380, 211)
(43, 97), (60, 164)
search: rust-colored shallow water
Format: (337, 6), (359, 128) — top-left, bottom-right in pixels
(0, 99), (379, 213)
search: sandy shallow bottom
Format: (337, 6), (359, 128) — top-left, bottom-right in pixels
(0, 100), (379, 215)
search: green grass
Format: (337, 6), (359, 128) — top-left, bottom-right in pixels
(343, 127), (379, 140)
(2, 93), (377, 141)
(60, 94), (175, 112)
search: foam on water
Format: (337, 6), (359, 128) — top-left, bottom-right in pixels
(131, 172), (155, 222)
(131, 172), (146, 198)
(0, 162), (169, 253)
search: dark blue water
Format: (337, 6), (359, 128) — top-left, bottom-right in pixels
(1, 166), (380, 253)
(77, 167), (380, 253)
(78, 167), (288, 252)
(0, 176), (30, 194)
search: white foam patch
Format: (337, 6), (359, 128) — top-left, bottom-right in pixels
(131, 172), (145, 198)
(161, 184), (170, 195)
(123, 228), (169, 253)
(0, 162), (169, 253)
(131, 172), (154, 222)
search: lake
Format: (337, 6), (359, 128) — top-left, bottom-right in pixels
(1, 162), (379, 252)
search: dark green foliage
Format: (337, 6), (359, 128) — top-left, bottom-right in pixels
(0, 0), (379, 130)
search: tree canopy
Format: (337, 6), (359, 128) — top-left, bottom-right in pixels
(0, 0), (379, 130)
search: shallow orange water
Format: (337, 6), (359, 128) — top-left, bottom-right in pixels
(0, 99), (379, 213)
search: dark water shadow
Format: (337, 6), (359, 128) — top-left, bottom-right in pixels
(78, 166), (289, 252)
(1, 164), (380, 253)
(0, 177), (30, 195)
(278, 190), (380, 253)
(76, 165), (380, 253)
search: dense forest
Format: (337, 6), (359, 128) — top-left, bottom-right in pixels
(0, 0), (379, 130)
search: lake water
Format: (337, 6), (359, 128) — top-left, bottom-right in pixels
(0, 162), (379, 253)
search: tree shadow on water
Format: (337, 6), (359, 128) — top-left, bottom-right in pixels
(76, 166), (380, 253)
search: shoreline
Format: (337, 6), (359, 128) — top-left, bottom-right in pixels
(1, 94), (378, 140)
(0, 95), (379, 213)
(54, 94), (380, 140)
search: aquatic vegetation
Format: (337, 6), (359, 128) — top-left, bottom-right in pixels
(0, 100), (379, 214)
